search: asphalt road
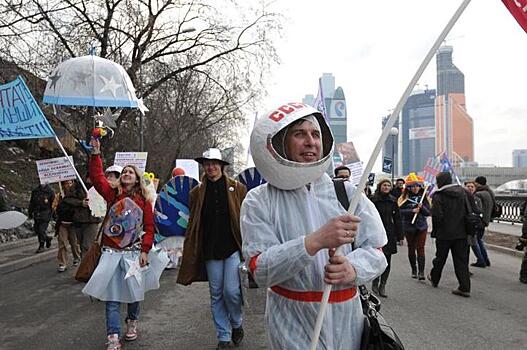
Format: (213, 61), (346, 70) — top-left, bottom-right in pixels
(0, 239), (525, 350)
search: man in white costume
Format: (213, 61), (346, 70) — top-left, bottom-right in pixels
(241, 102), (387, 350)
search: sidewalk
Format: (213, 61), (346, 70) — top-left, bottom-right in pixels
(0, 236), (57, 275)
(487, 221), (523, 237)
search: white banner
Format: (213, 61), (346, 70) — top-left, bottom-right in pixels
(114, 152), (148, 172)
(36, 156), (76, 184)
(409, 127), (435, 140)
(176, 159), (200, 180)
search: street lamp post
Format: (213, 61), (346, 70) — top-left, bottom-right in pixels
(390, 127), (399, 185)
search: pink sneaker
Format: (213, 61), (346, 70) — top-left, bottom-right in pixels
(125, 319), (138, 341)
(106, 334), (121, 350)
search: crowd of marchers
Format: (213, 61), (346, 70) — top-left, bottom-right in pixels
(8, 102), (527, 350)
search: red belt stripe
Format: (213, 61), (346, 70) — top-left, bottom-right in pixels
(270, 285), (357, 303)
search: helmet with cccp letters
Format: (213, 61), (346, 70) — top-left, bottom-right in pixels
(250, 102), (334, 190)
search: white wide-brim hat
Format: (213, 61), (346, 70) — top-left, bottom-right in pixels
(195, 148), (230, 166)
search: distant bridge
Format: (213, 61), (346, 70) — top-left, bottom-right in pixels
(454, 166), (527, 189)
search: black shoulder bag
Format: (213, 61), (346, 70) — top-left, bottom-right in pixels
(463, 192), (484, 237)
(333, 180), (405, 350)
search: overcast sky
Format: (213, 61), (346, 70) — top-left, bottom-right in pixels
(254, 0), (527, 170)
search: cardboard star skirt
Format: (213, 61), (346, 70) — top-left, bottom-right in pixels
(82, 247), (169, 303)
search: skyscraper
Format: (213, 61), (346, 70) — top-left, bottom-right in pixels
(401, 89), (437, 175)
(320, 73), (335, 99)
(302, 73), (348, 145)
(513, 149), (527, 167)
(435, 45), (474, 165)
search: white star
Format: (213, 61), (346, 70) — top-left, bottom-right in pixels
(137, 98), (149, 115)
(99, 75), (121, 97)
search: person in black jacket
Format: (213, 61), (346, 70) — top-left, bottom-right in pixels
(428, 172), (471, 297)
(28, 183), (55, 253)
(371, 178), (403, 297)
(398, 173), (431, 280)
(391, 178), (405, 200)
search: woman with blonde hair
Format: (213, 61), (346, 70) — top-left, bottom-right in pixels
(83, 138), (167, 350)
(398, 173), (431, 280)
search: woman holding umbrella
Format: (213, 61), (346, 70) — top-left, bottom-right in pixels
(83, 138), (168, 350)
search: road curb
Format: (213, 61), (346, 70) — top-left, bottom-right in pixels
(485, 243), (524, 258)
(0, 237), (35, 253)
(0, 248), (57, 275)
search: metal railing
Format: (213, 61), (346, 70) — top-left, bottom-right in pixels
(494, 195), (527, 224)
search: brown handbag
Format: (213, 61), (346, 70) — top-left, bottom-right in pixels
(74, 213), (108, 283)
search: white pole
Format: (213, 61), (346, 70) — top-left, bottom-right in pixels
(411, 184), (430, 225)
(53, 135), (89, 193)
(309, 1), (472, 348)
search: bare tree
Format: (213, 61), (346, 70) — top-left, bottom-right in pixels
(0, 0), (281, 175)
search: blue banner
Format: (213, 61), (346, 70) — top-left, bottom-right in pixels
(0, 76), (55, 141)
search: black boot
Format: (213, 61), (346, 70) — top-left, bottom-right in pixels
(417, 256), (426, 280)
(45, 236), (52, 248)
(371, 278), (380, 295)
(409, 255), (417, 278)
(378, 282), (387, 298)
(35, 243), (45, 254)
(379, 267), (389, 296)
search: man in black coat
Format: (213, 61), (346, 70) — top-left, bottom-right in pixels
(28, 183), (55, 253)
(428, 172), (471, 297)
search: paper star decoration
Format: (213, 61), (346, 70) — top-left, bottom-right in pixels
(98, 108), (118, 128)
(124, 258), (149, 285)
(72, 71), (91, 92)
(137, 98), (149, 115)
(99, 75), (121, 97)
(48, 71), (61, 91)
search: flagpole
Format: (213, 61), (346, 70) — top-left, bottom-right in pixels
(309, 0), (473, 348)
(53, 135), (89, 193)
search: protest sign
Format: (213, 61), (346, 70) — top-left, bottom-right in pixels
(0, 76), (55, 141)
(176, 159), (200, 180)
(114, 152), (148, 172)
(335, 142), (361, 166)
(348, 161), (364, 186)
(36, 156), (76, 184)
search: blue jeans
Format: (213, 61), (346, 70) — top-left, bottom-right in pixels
(106, 301), (140, 336)
(471, 229), (490, 265)
(205, 251), (243, 342)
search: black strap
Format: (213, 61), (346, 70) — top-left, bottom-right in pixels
(332, 180), (358, 250)
(333, 179), (350, 210)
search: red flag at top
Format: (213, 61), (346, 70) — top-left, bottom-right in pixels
(503, 0), (527, 33)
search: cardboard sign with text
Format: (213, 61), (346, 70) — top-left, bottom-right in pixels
(36, 156), (76, 184)
(114, 152), (148, 172)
